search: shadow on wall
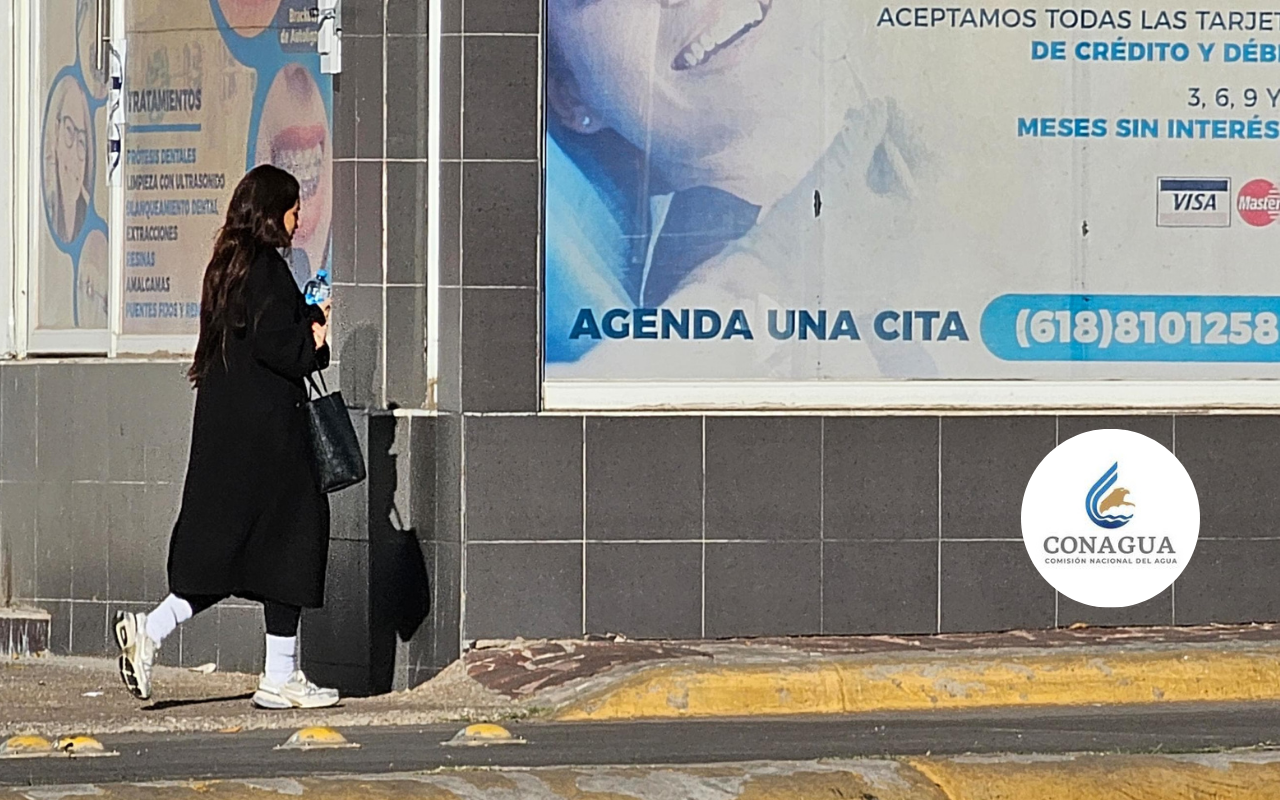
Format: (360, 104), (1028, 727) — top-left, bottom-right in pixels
(367, 414), (431, 694)
(340, 323), (382, 408)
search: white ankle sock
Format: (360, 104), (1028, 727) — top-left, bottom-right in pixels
(144, 594), (194, 645)
(265, 635), (297, 685)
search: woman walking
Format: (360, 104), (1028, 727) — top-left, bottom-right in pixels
(114, 164), (339, 709)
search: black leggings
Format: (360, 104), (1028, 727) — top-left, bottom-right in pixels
(178, 593), (301, 637)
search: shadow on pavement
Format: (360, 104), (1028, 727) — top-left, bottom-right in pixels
(144, 693), (255, 711)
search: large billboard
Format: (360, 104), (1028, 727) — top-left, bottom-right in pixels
(544, 2), (1280, 385)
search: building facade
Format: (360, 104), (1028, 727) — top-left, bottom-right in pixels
(2, 0), (1279, 695)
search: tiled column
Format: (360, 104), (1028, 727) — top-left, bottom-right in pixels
(437, 0), (540, 414)
(330, 0), (429, 410)
(307, 0), (439, 692)
(436, 0), (542, 653)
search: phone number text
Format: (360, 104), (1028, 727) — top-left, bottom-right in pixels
(982, 295), (1280, 362)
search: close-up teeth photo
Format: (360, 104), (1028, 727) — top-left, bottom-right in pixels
(271, 141), (323, 202)
(674, 0), (771, 70)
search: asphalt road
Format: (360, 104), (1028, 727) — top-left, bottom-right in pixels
(4, 702), (1280, 786)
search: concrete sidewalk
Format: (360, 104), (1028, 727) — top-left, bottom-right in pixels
(8, 623), (1280, 736)
(0, 657), (519, 738)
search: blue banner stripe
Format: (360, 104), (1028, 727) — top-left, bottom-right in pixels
(131, 124), (202, 134)
(1159, 179), (1229, 192)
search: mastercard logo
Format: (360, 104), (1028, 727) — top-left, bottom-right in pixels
(1237, 179), (1280, 227)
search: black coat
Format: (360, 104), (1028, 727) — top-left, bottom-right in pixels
(168, 248), (331, 608)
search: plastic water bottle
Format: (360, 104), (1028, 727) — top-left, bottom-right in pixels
(303, 269), (331, 306)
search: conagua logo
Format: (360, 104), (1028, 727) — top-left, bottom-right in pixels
(1085, 462), (1136, 529)
(1023, 430), (1199, 608)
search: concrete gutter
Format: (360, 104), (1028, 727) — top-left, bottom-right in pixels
(9, 752), (1280, 799)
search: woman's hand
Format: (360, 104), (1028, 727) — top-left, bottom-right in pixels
(311, 299), (331, 349)
(312, 320), (328, 350)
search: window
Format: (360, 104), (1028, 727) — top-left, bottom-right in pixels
(6, 0), (334, 358)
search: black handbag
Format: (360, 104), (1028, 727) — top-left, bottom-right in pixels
(304, 372), (367, 493)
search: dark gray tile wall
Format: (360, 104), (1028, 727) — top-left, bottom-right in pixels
(438, 1), (541, 416)
(1059, 589), (1174, 629)
(0, 361), (266, 673)
(585, 417), (701, 541)
(940, 540), (1055, 633)
(465, 543), (582, 640)
(823, 540), (938, 635)
(288, 0), (445, 685)
(10, 391), (1280, 659)
(459, 413), (1277, 642)
(1176, 417), (1280, 540)
(389, 0), (429, 36)
(585, 543), (702, 639)
(0, 362), (447, 690)
(459, 288), (539, 411)
(1, 482), (39, 600)
(705, 418), (821, 542)
(302, 411), (444, 694)
(942, 417), (1056, 541)
(0, 363), (193, 614)
(1175, 539), (1280, 624)
(706, 542), (822, 638)
(331, 3), (429, 411)
(461, 163), (540, 288)
(464, 416), (581, 541)
(824, 418), (938, 541)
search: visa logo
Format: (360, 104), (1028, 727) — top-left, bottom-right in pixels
(1157, 177), (1231, 228)
(1172, 193), (1218, 211)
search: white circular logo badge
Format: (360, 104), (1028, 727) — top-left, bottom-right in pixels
(1022, 429), (1199, 608)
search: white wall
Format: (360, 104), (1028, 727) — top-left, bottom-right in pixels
(0, 0), (15, 356)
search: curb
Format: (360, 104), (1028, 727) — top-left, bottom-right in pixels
(550, 642), (1280, 720)
(910, 751), (1280, 800)
(8, 753), (1280, 799)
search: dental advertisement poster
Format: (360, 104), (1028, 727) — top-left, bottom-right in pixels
(544, 1), (1280, 382)
(37, 0), (112, 331)
(121, 0), (331, 336)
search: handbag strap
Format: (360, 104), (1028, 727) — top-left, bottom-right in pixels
(306, 371), (329, 399)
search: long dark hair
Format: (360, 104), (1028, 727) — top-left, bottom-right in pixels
(189, 164), (299, 385)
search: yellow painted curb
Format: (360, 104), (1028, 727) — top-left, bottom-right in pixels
(555, 645), (1280, 720)
(910, 752), (1280, 800)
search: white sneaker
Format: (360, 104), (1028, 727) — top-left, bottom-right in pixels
(252, 670), (340, 709)
(114, 611), (157, 700)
